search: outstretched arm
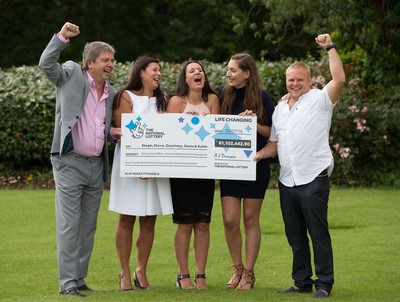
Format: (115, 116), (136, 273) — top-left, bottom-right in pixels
(39, 22), (81, 86)
(315, 34), (346, 104)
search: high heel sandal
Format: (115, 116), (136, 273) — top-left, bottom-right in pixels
(133, 271), (151, 290)
(235, 268), (255, 291)
(194, 273), (207, 289)
(119, 274), (133, 291)
(176, 274), (195, 290)
(226, 264), (244, 289)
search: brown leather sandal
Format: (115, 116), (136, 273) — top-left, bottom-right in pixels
(235, 268), (255, 290)
(226, 264), (244, 289)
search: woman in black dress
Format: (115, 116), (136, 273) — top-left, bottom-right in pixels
(166, 61), (220, 289)
(219, 53), (275, 290)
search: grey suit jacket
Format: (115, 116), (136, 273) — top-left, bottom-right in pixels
(39, 35), (116, 182)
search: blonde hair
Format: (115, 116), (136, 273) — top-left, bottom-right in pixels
(286, 62), (311, 79)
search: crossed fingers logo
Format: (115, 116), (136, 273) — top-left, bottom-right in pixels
(130, 121), (144, 138)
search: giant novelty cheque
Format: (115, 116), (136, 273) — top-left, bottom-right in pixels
(120, 113), (257, 180)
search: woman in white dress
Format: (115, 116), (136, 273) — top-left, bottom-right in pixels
(109, 56), (173, 290)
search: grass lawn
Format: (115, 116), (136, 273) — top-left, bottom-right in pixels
(0, 188), (399, 301)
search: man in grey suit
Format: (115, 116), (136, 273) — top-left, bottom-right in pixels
(39, 22), (121, 297)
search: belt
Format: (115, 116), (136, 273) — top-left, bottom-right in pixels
(71, 152), (101, 160)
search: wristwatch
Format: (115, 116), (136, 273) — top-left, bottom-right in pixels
(325, 43), (336, 51)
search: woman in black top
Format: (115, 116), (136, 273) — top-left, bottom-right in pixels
(219, 53), (275, 290)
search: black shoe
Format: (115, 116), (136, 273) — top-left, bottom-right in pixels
(176, 274), (195, 290)
(77, 284), (94, 291)
(194, 273), (207, 289)
(314, 289), (330, 298)
(133, 271), (151, 290)
(60, 287), (86, 297)
(276, 285), (312, 293)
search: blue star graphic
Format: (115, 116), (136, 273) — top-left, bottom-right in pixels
(136, 116), (142, 122)
(182, 123), (193, 134)
(178, 116), (185, 123)
(245, 125), (252, 133)
(125, 120), (137, 130)
(210, 123), (216, 129)
(195, 126), (210, 141)
(212, 123), (241, 140)
(212, 123), (242, 152)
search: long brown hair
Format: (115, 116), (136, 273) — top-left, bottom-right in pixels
(221, 53), (265, 124)
(113, 56), (167, 112)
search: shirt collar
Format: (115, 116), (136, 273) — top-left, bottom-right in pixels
(281, 93), (290, 103)
(87, 72), (109, 94)
(87, 72), (95, 88)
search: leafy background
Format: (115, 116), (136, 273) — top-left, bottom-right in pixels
(1, 57), (399, 188)
(1, 0), (399, 188)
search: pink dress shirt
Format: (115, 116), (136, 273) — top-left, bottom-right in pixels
(71, 73), (108, 156)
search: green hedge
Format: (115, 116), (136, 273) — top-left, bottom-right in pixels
(1, 59), (399, 187)
(0, 66), (55, 167)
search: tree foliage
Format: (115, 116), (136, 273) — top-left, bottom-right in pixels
(1, 0), (399, 186)
(0, 0), (267, 67)
(234, 0), (400, 101)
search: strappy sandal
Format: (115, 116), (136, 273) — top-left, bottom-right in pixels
(194, 273), (207, 289)
(226, 264), (244, 289)
(235, 268), (255, 290)
(176, 274), (195, 290)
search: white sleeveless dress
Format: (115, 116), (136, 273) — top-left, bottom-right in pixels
(109, 91), (173, 216)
